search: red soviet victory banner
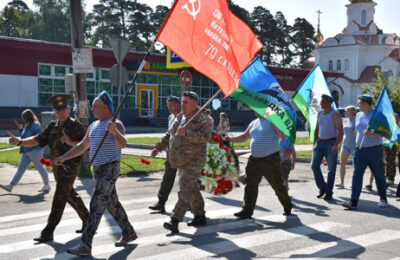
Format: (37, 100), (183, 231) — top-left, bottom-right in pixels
(157, 0), (263, 97)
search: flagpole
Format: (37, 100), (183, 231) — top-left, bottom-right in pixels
(88, 41), (156, 167)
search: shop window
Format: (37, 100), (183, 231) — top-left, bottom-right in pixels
(101, 69), (110, 80)
(54, 66), (66, 77)
(39, 65), (51, 76)
(53, 79), (65, 93)
(171, 86), (181, 97)
(86, 81), (96, 94)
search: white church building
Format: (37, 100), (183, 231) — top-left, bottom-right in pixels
(311, 0), (400, 108)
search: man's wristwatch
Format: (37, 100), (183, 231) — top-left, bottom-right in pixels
(17, 140), (22, 146)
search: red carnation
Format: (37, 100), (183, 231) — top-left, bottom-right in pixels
(40, 157), (46, 165)
(224, 147), (229, 153)
(200, 172), (206, 176)
(140, 158), (151, 165)
(45, 160), (52, 167)
(215, 136), (221, 143)
(227, 157), (232, 163)
(323, 162), (327, 166)
(219, 143), (224, 148)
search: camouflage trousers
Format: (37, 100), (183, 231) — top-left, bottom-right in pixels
(157, 153), (178, 204)
(42, 165), (89, 236)
(172, 162), (205, 222)
(384, 146), (398, 181)
(243, 152), (293, 214)
(82, 160), (135, 247)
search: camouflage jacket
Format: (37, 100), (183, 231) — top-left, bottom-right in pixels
(155, 108), (213, 168)
(35, 117), (86, 169)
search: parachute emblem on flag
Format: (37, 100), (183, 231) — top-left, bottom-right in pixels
(182, 0), (201, 20)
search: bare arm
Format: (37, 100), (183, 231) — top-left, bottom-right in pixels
(107, 121), (127, 148)
(332, 112), (344, 153)
(7, 132), (39, 147)
(228, 122), (252, 143)
(54, 131), (90, 165)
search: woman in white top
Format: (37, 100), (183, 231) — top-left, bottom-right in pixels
(217, 112), (230, 135)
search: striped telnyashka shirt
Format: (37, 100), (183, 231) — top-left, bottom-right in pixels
(249, 118), (280, 158)
(89, 118), (123, 166)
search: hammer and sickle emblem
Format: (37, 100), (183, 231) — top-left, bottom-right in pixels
(182, 0), (201, 20)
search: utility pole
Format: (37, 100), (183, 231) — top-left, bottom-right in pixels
(70, 0), (89, 172)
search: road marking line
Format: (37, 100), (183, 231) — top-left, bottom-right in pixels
(0, 197), (157, 224)
(135, 221), (349, 260)
(32, 214), (291, 260)
(273, 229), (400, 258)
(0, 206), (242, 254)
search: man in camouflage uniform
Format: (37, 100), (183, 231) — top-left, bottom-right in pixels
(149, 96), (180, 213)
(8, 94), (89, 243)
(152, 91), (213, 233)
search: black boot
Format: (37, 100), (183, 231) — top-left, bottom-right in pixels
(187, 215), (207, 226)
(234, 209), (252, 219)
(317, 190), (325, 198)
(33, 233), (53, 243)
(149, 201), (165, 213)
(163, 217), (179, 233)
(283, 208), (292, 216)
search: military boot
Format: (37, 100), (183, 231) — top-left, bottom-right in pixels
(163, 217), (179, 233)
(149, 201), (165, 213)
(187, 215), (207, 226)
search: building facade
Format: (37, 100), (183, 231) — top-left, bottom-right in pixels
(313, 0), (400, 107)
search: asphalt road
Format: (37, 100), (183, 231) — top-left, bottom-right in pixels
(0, 160), (400, 259)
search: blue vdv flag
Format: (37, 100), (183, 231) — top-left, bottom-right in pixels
(367, 87), (400, 147)
(230, 57), (297, 144)
(292, 64), (337, 142)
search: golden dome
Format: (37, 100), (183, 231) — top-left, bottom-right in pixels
(313, 27), (324, 43)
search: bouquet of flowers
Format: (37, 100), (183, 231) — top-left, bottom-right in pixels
(199, 133), (240, 195)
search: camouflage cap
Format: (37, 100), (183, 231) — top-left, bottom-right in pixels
(46, 94), (72, 110)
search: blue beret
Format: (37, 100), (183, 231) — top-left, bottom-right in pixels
(167, 96), (179, 103)
(358, 94), (373, 103)
(321, 94), (334, 102)
(183, 91), (199, 102)
(99, 91), (114, 114)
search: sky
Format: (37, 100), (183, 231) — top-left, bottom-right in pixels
(1, 0), (399, 38)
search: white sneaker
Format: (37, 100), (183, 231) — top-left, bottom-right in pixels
(0, 184), (12, 192)
(38, 185), (51, 192)
(397, 197), (400, 201)
(378, 200), (388, 208)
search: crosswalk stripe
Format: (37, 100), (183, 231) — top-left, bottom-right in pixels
(0, 197), (157, 225)
(0, 206), (241, 254)
(135, 221), (350, 260)
(32, 214), (290, 260)
(273, 229), (400, 258)
(139, 222), (349, 260)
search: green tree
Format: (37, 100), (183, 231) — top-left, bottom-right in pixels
(0, 5), (37, 38)
(360, 69), (400, 113)
(250, 6), (279, 65)
(32, 0), (71, 43)
(227, 0), (251, 25)
(7, 0), (30, 11)
(291, 18), (315, 65)
(275, 11), (293, 67)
